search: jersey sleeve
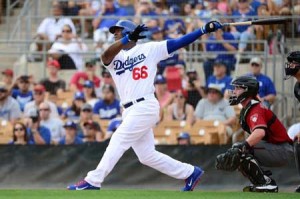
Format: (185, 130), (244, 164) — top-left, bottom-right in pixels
(146, 41), (171, 63)
(246, 105), (267, 131)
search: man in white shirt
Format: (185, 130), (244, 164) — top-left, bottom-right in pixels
(39, 101), (65, 144)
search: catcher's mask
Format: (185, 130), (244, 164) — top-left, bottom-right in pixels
(229, 76), (259, 106)
(284, 51), (300, 80)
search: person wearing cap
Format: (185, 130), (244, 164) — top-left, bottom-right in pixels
(93, 84), (121, 120)
(206, 60), (233, 98)
(163, 5), (186, 38)
(154, 74), (173, 111)
(24, 84), (59, 118)
(39, 60), (66, 95)
(82, 80), (98, 108)
(11, 75), (34, 112)
(177, 132), (191, 146)
(82, 120), (104, 143)
(105, 116), (122, 140)
(1, 69), (14, 90)
(63, 91), (86, 121)
(39, 102), (65, 144)
(134, 0), (157, 25)
(195, 84), (236, 143)
(246, 57), (276, 107)
(69, 59), (101, 92)
(25, 107), (52, 145)
(0, 82), (22, 123)
(149, 26), (165, 41)
(78, 103), (105, 142)
(165, 89), (195, 127)
(59, 120), (83, 145)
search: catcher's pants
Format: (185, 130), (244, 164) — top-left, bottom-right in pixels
(253, 141), (294, 167)
(85, 97), (194, 187)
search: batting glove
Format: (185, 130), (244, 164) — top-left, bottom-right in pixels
(128, 24), (148, 42)
(201, 21), (223, 34)
(232, 141), (251, 154)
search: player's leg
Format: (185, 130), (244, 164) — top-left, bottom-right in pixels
(132, 128), (203, 191)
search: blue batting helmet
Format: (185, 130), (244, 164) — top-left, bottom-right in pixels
(109, 20), (137, 37)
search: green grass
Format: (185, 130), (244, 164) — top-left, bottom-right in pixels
(0, 190), (299, 199)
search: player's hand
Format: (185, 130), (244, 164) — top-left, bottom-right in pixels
(202, 21), (223, 34)
(232, 141), (251, 154)
(128, 24), (148, 42)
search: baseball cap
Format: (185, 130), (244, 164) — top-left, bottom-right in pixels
(213, 59), (226, 67)
(154, 74), (166, 84)
(1, 69), (13, 77)
(81, 103), (92, 111)
(63, 120), (77, 129)
(207, 84), (223, 95)
(47, 60), (61, 69)
(170, 5), (180, 14)
(83, 80), (94, 88)
(177, 132), (190, 140)
(85, 59), (97, 67)
(250, 57), (262, 65)
(19, 75), (30, 82)
(33, 84), (46, 92)
(74, 91), (85, 100)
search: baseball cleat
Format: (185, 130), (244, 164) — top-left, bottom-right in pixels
(182, 166), (204, 191)
(67, 180), (100, 190)
(295, 185), (300, 193)
(243, 179), (278, 193)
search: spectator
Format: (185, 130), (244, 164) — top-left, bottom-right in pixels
(246, 57), (276, 107)
(24, 84), (59, 118)
(0, 82), (22, 123)
(63, 91), (86, 121)
(165, 89), (195, 127)
(83, 120), (105, 142)
(35, 3), (76, 52)
(26, 108), (51, 145)
(48, 24), (88, 70)
(78, 103), (105, 142)
(105, 116), (122, 139)
(59, 120), (83, 145)
(154, 74), (173, 111)
(163, 5), (186, 38)
(9, 122), (30, 145)
(195, 84), (236, 143)
(1, 69), (14, 90)
(11, 75), (34, 112)
(149, 26), (165, 41)
(177, 132), (191, 146)
(93, 84), (121, 120)
(118, 0), (135, 15)
(69, 59), (101, 92)
(39, 102), (65, 145)
(83, 80), (98, 107)
(206, 60), (233, 97)
(93, 0), (128, 46)
(39, 60), (66, 95)
(134, 0), (157, 25)
(183, 69), (205, 109)
(203, 28), (237, 79)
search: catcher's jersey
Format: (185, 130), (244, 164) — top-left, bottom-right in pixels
(104, 41), (171, 104)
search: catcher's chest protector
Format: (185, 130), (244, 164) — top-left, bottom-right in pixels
(239, 100), (260, 134)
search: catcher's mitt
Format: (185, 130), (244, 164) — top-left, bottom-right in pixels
(215, 148), (241, 171)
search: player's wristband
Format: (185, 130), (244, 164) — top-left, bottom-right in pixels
(200, 26), (207, 34)
(121, 35), (130, 45)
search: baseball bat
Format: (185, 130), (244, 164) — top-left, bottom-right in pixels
(222, 18), (290, 27)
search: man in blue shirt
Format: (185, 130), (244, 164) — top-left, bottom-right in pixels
(93, 84), (121, 120)
(12, 75), (33, 112)
(59, 120), (83, 145)
(246, 57), (276, 107)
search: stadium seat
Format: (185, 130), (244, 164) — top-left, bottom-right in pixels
(153, 121), (187, 145)
(0, 120), (13, 144)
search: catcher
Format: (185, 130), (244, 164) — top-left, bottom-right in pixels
(284, 50), (300, 193)
(216, 76), (295, 193)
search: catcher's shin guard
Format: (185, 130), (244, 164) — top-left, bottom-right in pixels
(238, 154), (267, 185)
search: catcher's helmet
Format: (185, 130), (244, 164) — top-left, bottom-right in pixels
(284, 51), (300, 80)
(109, 20), (136, 37)
(229, 76), (259, 105)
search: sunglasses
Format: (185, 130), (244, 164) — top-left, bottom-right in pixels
(14, 128), (24, 131)
(39, 108), (49, 111)
(251, 63), (260, 67)
(175, 95), (184, 99)
(208, 90), (219, 94)
(82, 109), (92, 112)
(62, 29), (72, 33)
(34, 92), (44, 95)
(20, 81), (29, 84)
(0, 89), (7, 93)
(85, 64), (94, 68)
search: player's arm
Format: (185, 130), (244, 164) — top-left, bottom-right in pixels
(166, 21), (223, 54)
(246, 128), (265, 146)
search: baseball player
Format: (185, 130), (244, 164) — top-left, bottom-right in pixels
(215, 76), (295, 192)
(67, 19), (223, 191)
(284, 51), (300, 193)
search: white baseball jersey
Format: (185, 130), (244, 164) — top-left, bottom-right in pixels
(104, 41), (171, 104)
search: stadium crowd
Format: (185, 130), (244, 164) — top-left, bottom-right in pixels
(0, 0), (299, 145)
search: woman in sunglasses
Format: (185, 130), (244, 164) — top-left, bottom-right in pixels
(48, 24), (88, 70)
(10, 122), (31, 145)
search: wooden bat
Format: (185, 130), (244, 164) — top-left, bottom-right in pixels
(222, 18), (290, 26)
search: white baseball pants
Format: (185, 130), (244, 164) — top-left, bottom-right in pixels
(85, 97), (194, 187)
